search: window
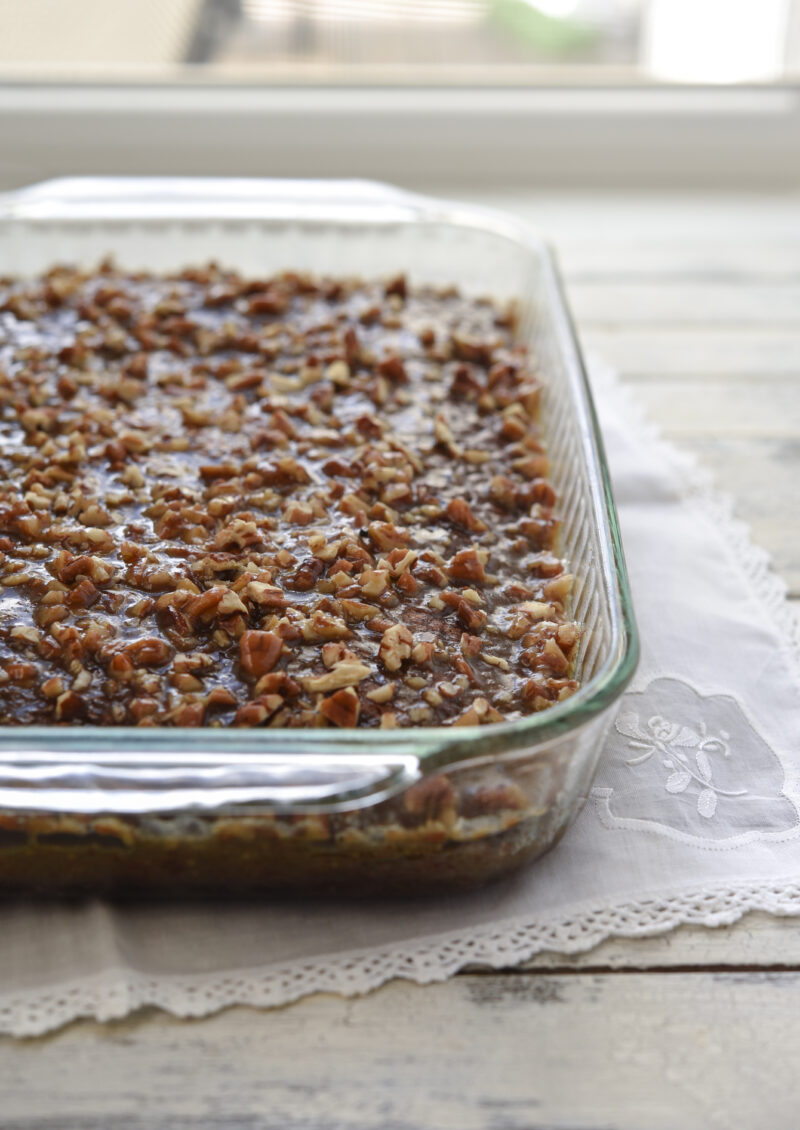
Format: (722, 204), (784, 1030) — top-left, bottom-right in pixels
(0, 1), (797, 191)
(0, 0), (796, 84)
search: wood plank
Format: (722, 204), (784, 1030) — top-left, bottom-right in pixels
(558, 244), (800, 282)
(581, 327), (800, 378)
(567, 281), (800, 328)
(464, 192), (800, 241)
(631, 377), (800, 437)
(520, 912), (800, 971)
(602, 383), (800, 593)
(621, 389), (800, 595)
(463, 191), (800, 279)
(1, 974), (798, 1129)
(655, 434), (800, 597)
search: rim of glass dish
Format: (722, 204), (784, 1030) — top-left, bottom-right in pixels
(0, 177), (639, 772)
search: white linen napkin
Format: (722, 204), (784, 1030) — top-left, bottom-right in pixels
(1, 359), (798, 1038)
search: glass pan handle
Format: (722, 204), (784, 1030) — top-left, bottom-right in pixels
(0, 752), (421, 815)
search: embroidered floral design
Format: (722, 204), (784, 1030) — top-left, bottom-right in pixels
(615, 711), (746, 819)
(592, 678), (798, 845)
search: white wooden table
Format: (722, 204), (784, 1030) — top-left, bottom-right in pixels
(1, 191), (799, 1130)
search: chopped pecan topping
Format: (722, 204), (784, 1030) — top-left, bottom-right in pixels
(0, 266), (577, 728)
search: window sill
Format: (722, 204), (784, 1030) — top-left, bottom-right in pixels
(0, 81), (798, 191)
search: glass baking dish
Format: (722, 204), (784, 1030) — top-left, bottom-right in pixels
(0, 177), (637, 895)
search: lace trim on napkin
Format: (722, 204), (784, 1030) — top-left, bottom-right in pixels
(4, 879), (800, 1038)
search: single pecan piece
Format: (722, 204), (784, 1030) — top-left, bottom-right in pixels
(284, 501), (315, 526)
(253, 671), (300, 698)
(343, 326), (361, 365)
(411, 640), (435, 665)
(234, 701), (269, 727)
(186, 587), (226, 623)
(451, 332), (493, 366)
(489, 475), (517, 511)
(321, 642), (355, 669)
(239, 630), (283, 679)
(4, 661), (37, 685)
(129, 696), (160, 722)
(171, 700), (207, 727)
(447, 548), (487, 585)
(396, 572), (419, 596)
(543, 573), (574, 604)
(213, 519), (263, 552)
(377, 355), (408, 383)
(448, 364), (483, 401)
(108, 652), (135, 681)
(540, 637), (570, 675)
(124, 638), (173, 668)
(445, 498), (488, 534)
(379, 623), (413, 672)
(556, 623), (580, 652)
(440, 592), (488, 633)
(318, 686), (360, 728)
(285, 557), (325, 592)
(359, 568), (390, 597)
(66, 578), (100, 609)
(366, 522), (411, 552)
(515, 517), (555, 549)
(245, 581), (290, 608)
(199, 463), (240, 482)
(340, 597), (379, 621)
(516, 479), (557, 509)
(206, 687), (238, 711)
(366, 681), (395, 703)
(55, 690), (87, 721)
(302, 660), (372, 694)
(41, 675), (64, 698)
(355, 413), (384, 439)
(499, 413), (527, 442)
(300, 611), (351, 642)
(384, 274), (407, 299)
(513, 453), (550, 480)
(459, 633), (483, 658)
(402, 775), (456, 823)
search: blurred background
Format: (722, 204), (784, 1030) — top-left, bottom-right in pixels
(0, 0), (798, 189)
